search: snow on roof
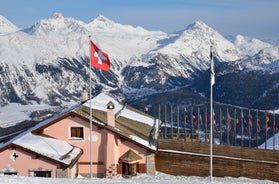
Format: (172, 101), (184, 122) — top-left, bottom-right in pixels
(83, 93), (158, 151)
(129, 135), (156, 151)
(0, 102), (80, 147)
(0, 93), (158, 159)
(13, 133), (81, 165)
(0, 102), (82, 165)
(84, 93), (155, 126)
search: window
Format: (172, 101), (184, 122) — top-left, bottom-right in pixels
(29, 169), (52, 177)
(34, 170), (51, 177)
(70, 126), (84, 139)
(3, 171), (18, 175)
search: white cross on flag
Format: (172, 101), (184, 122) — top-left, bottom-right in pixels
(90, 41), (110, 71)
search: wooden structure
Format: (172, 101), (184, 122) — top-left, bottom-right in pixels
(156, 139), (279, 182)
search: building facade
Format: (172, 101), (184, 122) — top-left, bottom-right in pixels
(0, 93), (159, 178)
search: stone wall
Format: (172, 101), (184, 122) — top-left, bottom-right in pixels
(146, 152), (156, 175)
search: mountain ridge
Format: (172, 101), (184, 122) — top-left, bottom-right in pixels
(0, 13), (278, 112)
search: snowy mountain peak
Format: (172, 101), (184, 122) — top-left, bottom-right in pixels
(0, 13), (278, 107)
(183, 20), (217, 36)
(233, 34), (273, 56)
(88, 14), (118, 30)
(0, 15), (18, 34)
(187, 20), (211, 30)
(95, 14), (110, 23)
(153, 20), (244, 63)
(22, 13), (87, 35)
(51, 12), (64, 20)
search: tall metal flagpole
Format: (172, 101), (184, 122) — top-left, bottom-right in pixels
(89, 35), (93, 178)
(210, 46), (214, 183)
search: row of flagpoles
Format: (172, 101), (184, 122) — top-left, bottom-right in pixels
(159, 105), (278, 147)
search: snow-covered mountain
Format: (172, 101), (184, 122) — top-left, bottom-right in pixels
(123, 21), (245, 91)
(229, 35), (273, 56)
(0, 15), (18, 34)
(152, 21), (244, 62)
(242, 46), (279, 70)
(0, 13), (279, 110)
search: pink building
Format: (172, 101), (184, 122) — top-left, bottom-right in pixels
(0, 93), (159, 178)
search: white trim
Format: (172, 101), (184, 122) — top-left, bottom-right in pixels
(68, 126), (85, 141)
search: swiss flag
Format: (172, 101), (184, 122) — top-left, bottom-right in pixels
(90, 41), (110, 71)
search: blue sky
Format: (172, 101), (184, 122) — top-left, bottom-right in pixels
(1, 0), (279, 39)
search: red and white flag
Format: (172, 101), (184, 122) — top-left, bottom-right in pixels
(249, 113), (253, 129)
(90, 41), (110, 71)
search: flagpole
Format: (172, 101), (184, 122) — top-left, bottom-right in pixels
(210, 46), (214, 183)
(87, 38), (110, 178)
(198, 107), (200, 142)
(205, 107), (207, 143)
(210, 69), (213, 183)
(250, 110), (252, 147)
(220, 108), (222, 145)
(273, 111), (275, 150)
(227, 108), (229, 145)
(89, 35), (93, 178)
(234, 109), (236, 146)
(241, 109), (244, 147)
(265, 111), (268, 150)
(256, 110), (260, 148)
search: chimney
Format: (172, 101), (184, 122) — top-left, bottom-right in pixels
(105, 101), (118, 178)
(81, 87), (88, 103)
(106, 101), (115, 127)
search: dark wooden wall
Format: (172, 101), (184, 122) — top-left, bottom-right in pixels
(155, 139), (279, 182)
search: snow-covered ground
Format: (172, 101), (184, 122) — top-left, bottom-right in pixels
(0, 101), (76, 128)
(0, 172), (276, 184)
(0, 103), (51, 127)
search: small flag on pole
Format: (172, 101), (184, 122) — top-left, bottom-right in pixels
(266, 113), (270, 131)
(249, 113), (253, 129)
(274, 118), (278, 132)
(242, 111), (248, 127)
(210, 49), (215, 86)
(90, 41), (110, 71)
(235, 114), (240, 127)
(193, 111), (197, 124)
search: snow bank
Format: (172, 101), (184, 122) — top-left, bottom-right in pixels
(0, 172), (276, 184)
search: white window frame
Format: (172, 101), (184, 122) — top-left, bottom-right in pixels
(68, 126), (85, 140)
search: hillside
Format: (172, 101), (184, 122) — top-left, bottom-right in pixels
(0, 13), (279, 125)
